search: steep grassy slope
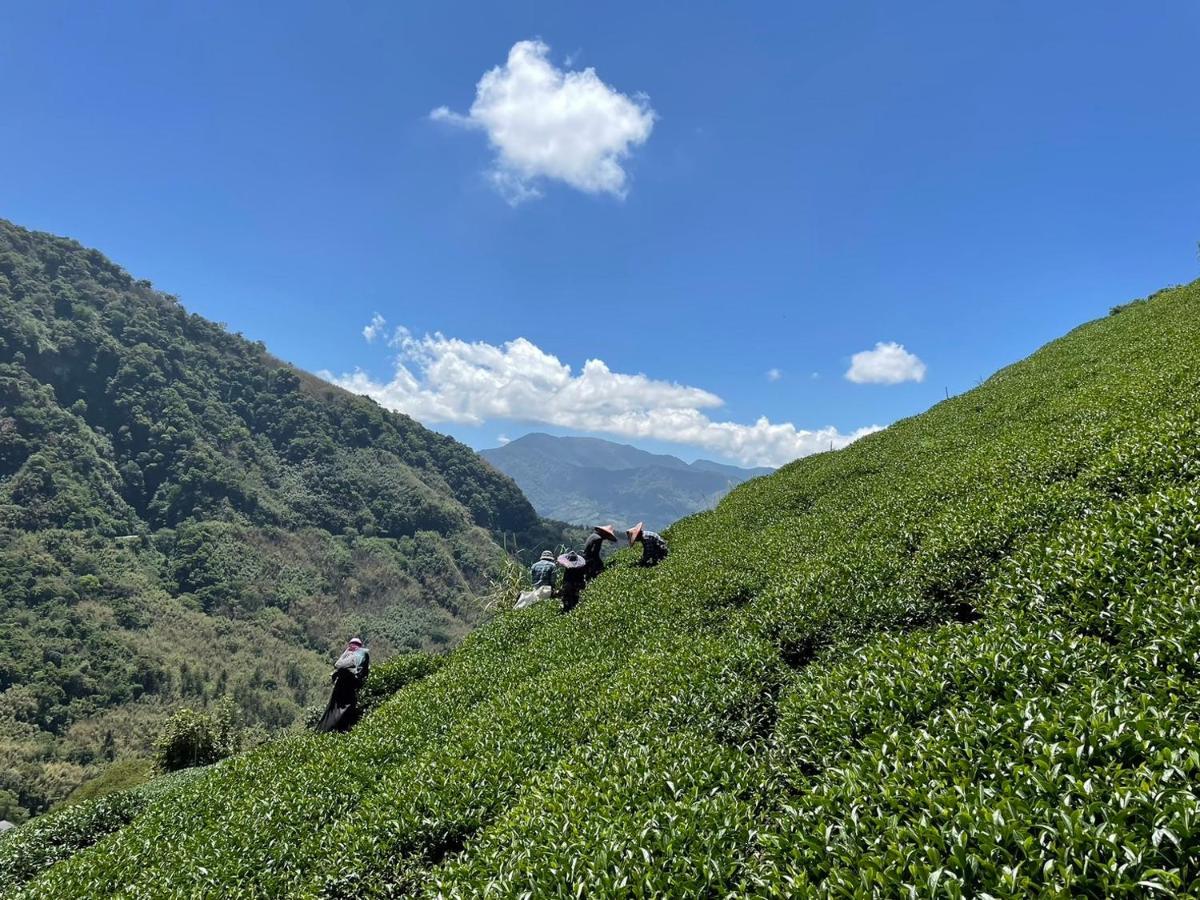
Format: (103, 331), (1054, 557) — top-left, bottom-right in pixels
(0, 219), (569, 819)
(5, 279), (1199, 896)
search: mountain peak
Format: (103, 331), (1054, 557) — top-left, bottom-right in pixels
(482, 433), (771, 526)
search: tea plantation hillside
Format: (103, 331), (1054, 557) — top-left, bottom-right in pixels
(5, 279), (1200, 896)
(0, 219), (571, 820)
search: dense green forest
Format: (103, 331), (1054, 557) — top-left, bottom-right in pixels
(3, 265), (1197, 894)
(0, 219), (572, 823)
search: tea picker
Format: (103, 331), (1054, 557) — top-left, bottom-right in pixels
(582, 524), (617, 582)
(556, 550), (588, 613)
(530, 549), (558, 592)
(627, 522), (669, 567)
(315, 637), (370, 733)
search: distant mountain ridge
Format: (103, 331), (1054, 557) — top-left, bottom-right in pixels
(481, 433), (772, 527)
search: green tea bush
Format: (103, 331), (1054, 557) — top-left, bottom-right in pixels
(0, 767), (204, 893)
(152, 698), (239, 772)
(357, 651), (446, 716)
(10, 280), (1200, 897)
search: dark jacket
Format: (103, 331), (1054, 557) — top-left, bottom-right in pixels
(559, 564), (587, 612)
(583, 532), (606, 580)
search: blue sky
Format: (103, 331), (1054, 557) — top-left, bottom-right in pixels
(2, 2), (1198, 465)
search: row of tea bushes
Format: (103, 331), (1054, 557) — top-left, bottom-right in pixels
(0, 767), (205, 893)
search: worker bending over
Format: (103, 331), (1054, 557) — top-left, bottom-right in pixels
(582, 524), (617, 581)
(627, 522), (669, 567)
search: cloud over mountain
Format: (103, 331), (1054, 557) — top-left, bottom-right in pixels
(323, 328), (878, 467)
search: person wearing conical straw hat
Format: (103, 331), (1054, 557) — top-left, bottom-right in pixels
(582, 524), (617, 582)
(556, 550), (588, 613)
(627, 522), (669, 567)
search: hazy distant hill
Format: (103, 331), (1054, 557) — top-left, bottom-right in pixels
(481, 433), (772, 527)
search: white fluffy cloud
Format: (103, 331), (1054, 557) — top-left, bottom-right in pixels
(845, 342), (927, 384)
(766, 368), (783, 382)
(321, 327), (880, 467)
(432, 40), (656, 203)
(362, 314), (387, 343)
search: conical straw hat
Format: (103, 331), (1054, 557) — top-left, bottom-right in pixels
(557, 551), (587, 569)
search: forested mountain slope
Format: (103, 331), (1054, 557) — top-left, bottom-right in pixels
(0, 219), (566, 822)
(482, 432), (772, 526)
(5, 275), (1200, 897)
